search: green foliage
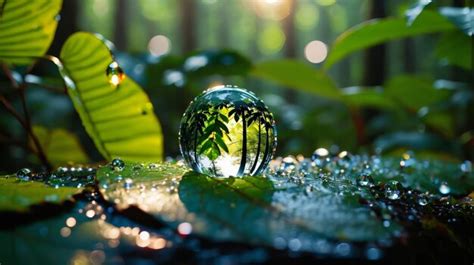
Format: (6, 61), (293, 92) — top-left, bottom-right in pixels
(384, 75), (450, 111)
(0, 175), (81, 212)
(31, 126), (89, 167)
(436, 31), (471, 70)
(97, 161), (400, 247)
(438, 7), (473, 36)
(60, 32), (164, 162)
(251, 59), (341, 100)
(324, 10), (456, 69)
(0, 0), (62, 65)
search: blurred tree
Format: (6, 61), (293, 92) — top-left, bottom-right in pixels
(282, 0), (297, 103)
(180, 0), (197, 53)
(363, 0), (386, 86)
(113, 0), (128, 50)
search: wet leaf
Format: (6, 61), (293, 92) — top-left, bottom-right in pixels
(251, 59), (341, 100)
(30, 126), (89, 167)
(59, 32), (163, 162)
(0, 0), (62, 65)
(324, 10), (456, 69)
(97, 161), (399, 254)
(0, 175), (82, 212)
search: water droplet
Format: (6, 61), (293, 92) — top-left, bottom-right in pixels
(54, 14), (61, 21)
(148, 163), (158, 169)
(16, 168), (32, 181)
(106, 61), (125, 87)
(357, 174), (373, 187)
(460, 160), (472, 173)
(110, 158), (125, 171)
(179, 85), (277, 177)
(417, 195), (428, 206)
(439, 182), (450, 195)
(280, 156), (297, 174)
(123, 178), (133, 189)
(366, 247), (382, 260)
(385, 181), (401, 200)
(141, 102), (153, 115)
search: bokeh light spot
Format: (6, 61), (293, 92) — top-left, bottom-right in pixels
(304, 40), (328, 63)
(258, 24), (286, 54)
(148, 35), (171, 56)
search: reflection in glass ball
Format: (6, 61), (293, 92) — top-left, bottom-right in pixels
(179, 85), (277, 177)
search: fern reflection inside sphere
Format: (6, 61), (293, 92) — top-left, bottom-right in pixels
(179, 85), (277, 177)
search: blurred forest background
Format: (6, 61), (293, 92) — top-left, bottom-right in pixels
(0, 0), (472, 172)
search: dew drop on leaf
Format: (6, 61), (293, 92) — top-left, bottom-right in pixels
(385, 180), (401, 200)
(16, 168), (32, 181)
(439, 182), (451, 195)
(417, 195), (428, 206)
(110, 158), (125, 172)
(460, 160), (472, 173)
(357, 174), (373, 187)
(179, 85), (277, 177)
(106, 61), (125, 87)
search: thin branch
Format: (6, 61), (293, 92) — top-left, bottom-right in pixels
(1, 64), (52, 170)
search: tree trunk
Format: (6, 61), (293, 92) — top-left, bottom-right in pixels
(113, 0), (128, 50)
(238, 110), (247, 176)
(179, 0), (197, 53)
(250, 119), (262, 174)
(256, 126), (270, 174)
(362, 0), (387, 86)
(403, 39), (415, 73)
(282, 0), (297, 103)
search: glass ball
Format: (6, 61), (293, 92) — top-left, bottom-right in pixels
(179, 85), (277, 177)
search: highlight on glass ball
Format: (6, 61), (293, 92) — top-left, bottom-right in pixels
(179, 85), (277, 177)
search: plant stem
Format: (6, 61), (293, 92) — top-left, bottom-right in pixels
(1, 64), (51, 170)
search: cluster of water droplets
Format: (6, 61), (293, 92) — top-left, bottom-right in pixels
(262, 148), (473, 259)
(16, 166), (96, 188)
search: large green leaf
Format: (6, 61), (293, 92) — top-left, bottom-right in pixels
(0, 0), (62, 65)
(59, 32), (163, 162)
(97, 161), (399, 252)
(251, 59), (341, 100)
(324, 10), (456, 69)
(436, 31), (471, 70)
(31, 126), (89, 167)
(384, 75), (450, 111)
(0, 175), (82, 212)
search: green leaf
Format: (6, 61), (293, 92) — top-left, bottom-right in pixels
(0, 0), (62, 65)
(97, 162), (399, 250)
(324, 10), (456, 69)
(251, 59), (341, 100)
(436, 31), (471, 70)
(384, 75), (450, 111)
(342, 86), (398, 110)
(374, 132), (460, 157)
(59, 32), (163, 162)
(0, 176), (82, 212)
(438, 7), (473, 36)
(30, 126), (89, 167)
(214, 136), (229, 153)
(405, 0), (433, 25)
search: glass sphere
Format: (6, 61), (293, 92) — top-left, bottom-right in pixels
(179, 85), (277, 177)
